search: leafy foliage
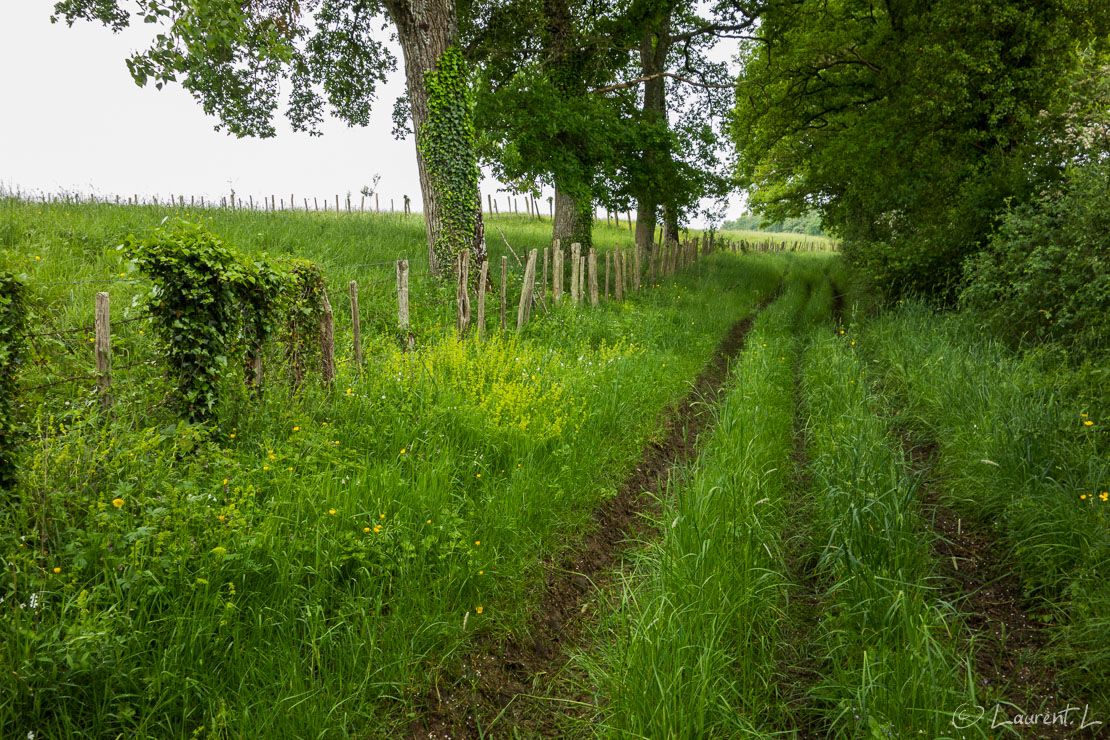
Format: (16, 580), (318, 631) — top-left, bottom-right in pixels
(280, 258), (327, 387)
(724, 211), (825, 236)
(127, 220), (285, 421)
(0, 271), (25, 490)
(51, 0), (396, 138)
(731, 0), (1110, 297)
(961, 162), (1110, 357)
(419, 46), (480, 271)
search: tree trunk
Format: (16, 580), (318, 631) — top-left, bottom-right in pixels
(634, 15), (672, 281)
(664, 203), (680, 245)
(554, 185), (577, 246)
(384, 0), (482, 278)
(553, 184), (593, 250)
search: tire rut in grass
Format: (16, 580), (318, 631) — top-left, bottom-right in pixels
(410, 292), (777, 740)
(776, 280), (828, 738)
(896, 431), (1085, 737)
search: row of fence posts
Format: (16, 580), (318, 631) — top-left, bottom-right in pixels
(11, 189), (662, 228)
(80, 233), (736, 407)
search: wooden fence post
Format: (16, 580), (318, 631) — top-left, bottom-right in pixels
(542, 247), (549, 298)
(615, 250), (624, 301)
(605, 251), (611, 300)
(95, 292), (111, 409)
(477, 259), (488, 340)
(397, 259), (413, 350)
(500, 256), (508, 331)
(570, 242), (581, 305)
(457, 249), (471, 338)
(579, 255), (586, 300)
(588, 248), (598, 306)
(349, 280), (362, 368)
(517, 249), (537, 329)
(553, 240), (563, 302)
(320, 292), (335, 386)
(633, 244), (641, 292)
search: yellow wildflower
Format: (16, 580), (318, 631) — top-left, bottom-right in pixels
(1083, 420), (1094, 426)
(53, 567), (61, 574)
(476, 606), (484, 614)
(329, 509), (336, 515)
(112, 498), (125, 508)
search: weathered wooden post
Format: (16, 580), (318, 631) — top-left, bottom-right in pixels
(477, 260), (489, 340)
(570, 242), (581, 305)
(588, 248), (599, 306)
(542, 247), (549, 298)
(517, 249), (537, 329)
(457, 249), (471, 338)
(95, 292), (111, 409)
(605, 251), (611, 299)
(349, 281), (362, 368)
(579, 255), (586, 301)
(615, 250), (624, 301)
(500, 256), (508, 331)
(397, 259), (414, 351)
(553, 240), (563, 302)
(320, 292), (335, 386)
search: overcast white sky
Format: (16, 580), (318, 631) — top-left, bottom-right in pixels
(0, 4), (742, 226)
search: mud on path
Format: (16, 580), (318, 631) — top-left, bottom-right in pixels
(410, 295), (775, 739)
(896, 432), (1089, 738)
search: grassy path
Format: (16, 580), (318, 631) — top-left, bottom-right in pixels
(413, 277), (784, 738)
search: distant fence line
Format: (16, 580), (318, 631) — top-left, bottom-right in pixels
(1, 185), (646, 227)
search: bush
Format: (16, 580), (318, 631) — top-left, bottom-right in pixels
(0, 271), (25, 489)
(961, 162), (1110, 357)
(127, 220), (288, 421)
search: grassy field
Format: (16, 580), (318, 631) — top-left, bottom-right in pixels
(1, 200), (1106, 738)
(718, 227), (837, 251)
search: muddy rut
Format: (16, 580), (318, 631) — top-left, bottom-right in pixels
(410, 292), (776, 739)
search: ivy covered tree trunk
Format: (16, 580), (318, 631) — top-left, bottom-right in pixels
(384, 0), (481, 277)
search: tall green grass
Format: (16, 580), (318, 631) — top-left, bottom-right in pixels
(578, 255), (833, 737)
(801, 311), (988, 737)
(859, 301), (1110, 711)
(0, 197), (785, 738)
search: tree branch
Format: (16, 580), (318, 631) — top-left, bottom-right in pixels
(592, 72), (734, 94)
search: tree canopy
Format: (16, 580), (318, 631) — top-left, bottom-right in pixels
(731, 0), (1110, 296)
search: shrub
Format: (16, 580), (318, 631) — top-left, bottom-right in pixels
(961, 162), (1110, 357)
(0, 271), (25, 489)
(127, 220), (287, 421)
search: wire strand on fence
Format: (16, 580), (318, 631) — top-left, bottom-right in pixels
(28, 277), (152, 287)
(24, 312), (152, 338)
(19, 358), (159, 393)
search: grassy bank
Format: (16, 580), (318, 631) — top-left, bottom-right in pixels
(0, 198), (784, 738)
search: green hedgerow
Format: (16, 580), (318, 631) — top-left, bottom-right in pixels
(0, 270), (25, 489)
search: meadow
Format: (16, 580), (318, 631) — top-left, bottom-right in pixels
(1, 198), (1106, 738)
